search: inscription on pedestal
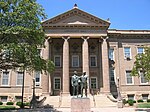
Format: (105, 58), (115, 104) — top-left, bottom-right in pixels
(71, 97), (90, 112)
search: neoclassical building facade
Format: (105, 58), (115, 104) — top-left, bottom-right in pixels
(0, 5), (150, 102)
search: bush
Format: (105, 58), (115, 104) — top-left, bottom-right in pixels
(16, 102), (22, 107)
(16, 102), (30, 107)
(133, 100), (136, 103)
(6, 102), (14, 105)
(137, 99), (144, 103)
(147, 99), (150, 103)
(128, 99), (134, 106)
(0, 102), (3, 105)
(123, 99), (127, 105)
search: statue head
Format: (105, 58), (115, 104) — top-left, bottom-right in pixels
(74, 71), (77, 75)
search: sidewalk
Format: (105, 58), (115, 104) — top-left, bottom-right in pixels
(56, 107), (149, 112)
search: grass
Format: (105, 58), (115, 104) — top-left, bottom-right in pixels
(0, 105), (16, 110)
(137, 103), (150, 108)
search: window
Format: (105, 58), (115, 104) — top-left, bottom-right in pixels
(140, 72), (148, 84)
(17, 72), (23, 85)
(0, 96), (8, 102)
(124, 47), (131, 59)
(35, 71), (41, 87)
(109, 48), (114, 60)
(137, 47), (144, 54)
(126, 71), (133, 84)
(90, 77), (97, 89)
(37, 48), (42, 56)
(72, 55), (79, 67)
(54, 77), (61, 90)
(90, 55), (97, 67)
(128, 94), (134, 100)
(109, 68), (115, 84)
(15, 96), (22, 102)
(142, 94), (149, 101)
(1, 71), (9, 86)
(54, 55), (61, 67)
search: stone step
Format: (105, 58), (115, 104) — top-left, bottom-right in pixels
(43, 94), (117, 108)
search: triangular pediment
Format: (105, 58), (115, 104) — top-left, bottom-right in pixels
(42, 8), (110, 29)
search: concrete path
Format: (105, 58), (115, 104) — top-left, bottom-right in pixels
(56, 107), (150, 112)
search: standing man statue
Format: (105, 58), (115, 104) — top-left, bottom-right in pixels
(80, 71), (88, 97)
(71, 71), (79, 97)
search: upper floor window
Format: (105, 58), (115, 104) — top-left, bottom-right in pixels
(72, 55), (79, 67)
(137, 47), (144, 54)
(54, 55), (61, 67)
(140, 71), (148, 84)
(90, 77), (97, 89)
(126, 71), (134, 85)
(124, 47), (131, 59)
(1, 71), (9, 86)
(90, 55), (97, 67)
(54, 77), (61, 90)
(109, 48), (114, 60)
(35, 71), (41, 87)
(37, 48), (42, 57)
(16, 72), (23, 86)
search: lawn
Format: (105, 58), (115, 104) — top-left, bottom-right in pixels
(137, 103), (150, 108)
(0, 105), (16, 110)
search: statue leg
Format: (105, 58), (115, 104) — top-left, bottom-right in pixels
(76, 85), (78, 97)
(73, 86), (75, 96)
(81, 84), (83, 97)
(85, 85), (87, 97)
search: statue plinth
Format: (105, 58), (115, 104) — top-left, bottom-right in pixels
(71, 97), (90, 112)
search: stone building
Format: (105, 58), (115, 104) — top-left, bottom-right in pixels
(0, 5), (150, 103)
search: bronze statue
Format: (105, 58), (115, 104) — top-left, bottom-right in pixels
(71, 71), (80, 97)
(80, 72), (88, 97)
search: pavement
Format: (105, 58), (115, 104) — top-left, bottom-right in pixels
(56, 107), (150, 112)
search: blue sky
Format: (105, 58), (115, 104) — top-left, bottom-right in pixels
(37, 0), (150, 30)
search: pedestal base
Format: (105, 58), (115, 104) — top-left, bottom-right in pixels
(71, 97), (90, 112)
(117, 100), (123, 108)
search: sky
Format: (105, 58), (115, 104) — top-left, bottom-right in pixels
(37, 0), (150, 30)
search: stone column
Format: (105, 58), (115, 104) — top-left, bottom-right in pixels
(101, 37), (110, 93)
(42, 37), (50, 94)
(82, 37), (90, 93)
(62, 37), (70, 95)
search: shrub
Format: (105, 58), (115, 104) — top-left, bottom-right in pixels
(6, 102), (14, 105)
(133, 100), (136, 103)
(0, 102), (3, 105)
(16, 102), (22, 107)
(128, 99), (134, 106)
(123, 99), (127, 104)
(147, 99), (150, 103)
(24, 102), (30, 106)
(137, 99), (144, 103)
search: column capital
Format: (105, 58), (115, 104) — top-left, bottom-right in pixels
(62, 36), (70, 41)
(101, 36), (109, 42)
(81, 36), (90, 41)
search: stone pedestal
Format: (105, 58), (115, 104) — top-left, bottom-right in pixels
(71, 98), (90, 112)
(117, 100), (123, 108)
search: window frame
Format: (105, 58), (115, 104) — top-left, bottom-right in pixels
(54, 55), (61, 67)
(34, 71), (41, 87)
(124, 47), (132, 59)
(125, 71), (134, 85)
(90, 77), (97, 89)
(137, 47), (144, 54)
(1, 70), (10, 86)
(90, 55), (97, 67)
(72, 55), (79, 67)
(140, 71), (148, 84)
(109, 67), (115, 84)
(109, 48), (114, 60)
(16, 71), (24, 86)
(53, 77), (61, 90)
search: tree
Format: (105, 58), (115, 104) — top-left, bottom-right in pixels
(0, 0), (54, 108)
(131, 47), (150, 80)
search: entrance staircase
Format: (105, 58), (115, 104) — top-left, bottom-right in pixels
(43, 94), (117, 108)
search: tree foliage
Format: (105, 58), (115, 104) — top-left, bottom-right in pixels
(131, 47), (150, 80)
(0, 0), (54, 73)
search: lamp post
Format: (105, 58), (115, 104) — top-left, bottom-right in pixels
(117, 77), (123, 108)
